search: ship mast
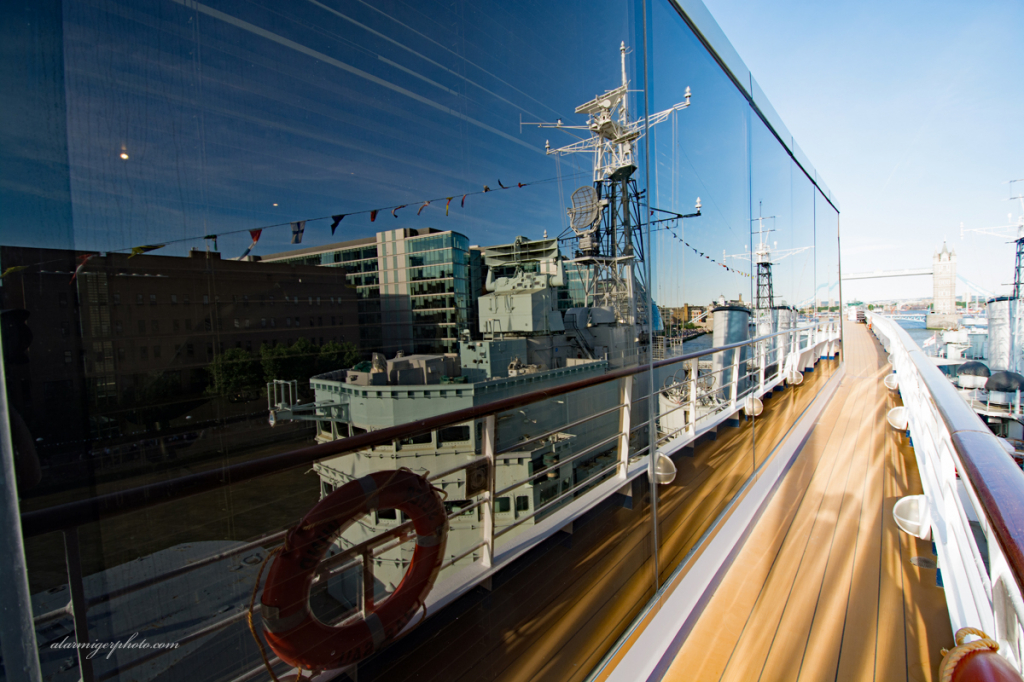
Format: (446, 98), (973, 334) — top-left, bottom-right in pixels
(530, 43), (691, 328)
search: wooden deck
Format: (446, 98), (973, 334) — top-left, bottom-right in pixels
(357, 351), (840, 682)
(663, 322), (951, 682)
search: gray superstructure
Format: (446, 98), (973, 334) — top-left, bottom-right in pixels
(269, 235), (644, 596)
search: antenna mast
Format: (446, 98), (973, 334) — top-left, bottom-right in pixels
(530, 43), (692, 327)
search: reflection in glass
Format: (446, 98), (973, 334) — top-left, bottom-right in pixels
(2, 0), (841, 680)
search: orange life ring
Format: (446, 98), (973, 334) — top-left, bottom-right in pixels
(260, 470), (448, 670)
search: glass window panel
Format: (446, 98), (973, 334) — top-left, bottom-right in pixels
(2, 1), (842, 680)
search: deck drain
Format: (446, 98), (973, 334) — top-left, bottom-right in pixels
(911, 556), (937, 570)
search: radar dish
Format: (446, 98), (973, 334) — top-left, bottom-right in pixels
(568, 186), (600, 233)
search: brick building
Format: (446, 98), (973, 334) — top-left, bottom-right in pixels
(0, 246), (360, 453)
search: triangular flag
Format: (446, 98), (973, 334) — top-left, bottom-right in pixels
(461, 194), (467, 208)
(445, 198), (452, 216)
(129, 244), (164, 259)
(240, 230), (263, 259)
(518, 182), (524, 188)
(370, 210), (378, 222)
(330, 215), (344, 234)
(482, 185), (491, 193)
(417, 201), (430, 216)
(70, 254), (96, 284)
(498, 180), (507, 189)
(204, 234), (218, 251)
(392, 205), (406, 218)
(1, 265), (29, 279)
(291, 221), (305, 244)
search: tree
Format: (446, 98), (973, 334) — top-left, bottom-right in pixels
(317, 341), (362, 374)
(206, 348), (262, 400)
(260, 339), (318, 384)
(867, 304), (874, 310)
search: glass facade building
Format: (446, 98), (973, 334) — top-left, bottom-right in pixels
(263, 229), (473, 354)
(0, 1), (841, 681)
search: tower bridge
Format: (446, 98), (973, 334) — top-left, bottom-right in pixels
(841, 241), (960, 328)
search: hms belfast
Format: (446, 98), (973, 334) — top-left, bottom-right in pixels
(267, 44), (676, 596)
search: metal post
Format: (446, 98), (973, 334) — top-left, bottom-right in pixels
(688, 358), (698, 436)
(640, 5), (660, 591)
(617, 377), (633, 475)
(360, 551), (374, 617)
(0, 328), (43, 682)
(758, 342), (766, 393)
(63, 528), (95, 682)
(481, 415), (496, 568)
(730, 350), (741, 408)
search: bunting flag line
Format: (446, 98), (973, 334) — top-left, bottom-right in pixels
(1, 265), (29, 279)
(239, 229), (263, 259)
(129, 244), (165, 259)
(70, 254), (96, 284)
(2, 170), (596, 277)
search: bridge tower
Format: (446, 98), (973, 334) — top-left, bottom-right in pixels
(927, 241), (959, 329)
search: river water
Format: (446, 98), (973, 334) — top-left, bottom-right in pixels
(894, 318), (944, 355)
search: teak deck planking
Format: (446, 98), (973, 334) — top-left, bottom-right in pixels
(665, 322), (950, 682)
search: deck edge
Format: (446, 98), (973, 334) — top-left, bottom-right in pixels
(604, 362), (847, 682)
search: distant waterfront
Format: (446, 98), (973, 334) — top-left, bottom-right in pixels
(897, 318), (942, 355)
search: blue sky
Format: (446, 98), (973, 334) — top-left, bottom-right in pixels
(703, 0), (1024, 303)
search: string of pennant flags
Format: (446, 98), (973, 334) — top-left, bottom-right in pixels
(0, 173), (589, 282)
(659, 225), (752, 279)
(0, 170), (749, 282)
(648, 211), (752, 279)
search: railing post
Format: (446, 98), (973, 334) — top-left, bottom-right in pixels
(790, 326), (798, 375)
(688, 358), (698, 435)
(0, 333), (43, 682)
(758, 342), (766, 393)
(360, 550), (374, 617)
(481, 415), (496, 568)
(730, 349), (740, 409)
(64, 528), (96, 682)
(618, 377), (633, 475)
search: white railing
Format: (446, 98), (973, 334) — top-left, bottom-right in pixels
(869, 312), (1024, 671)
